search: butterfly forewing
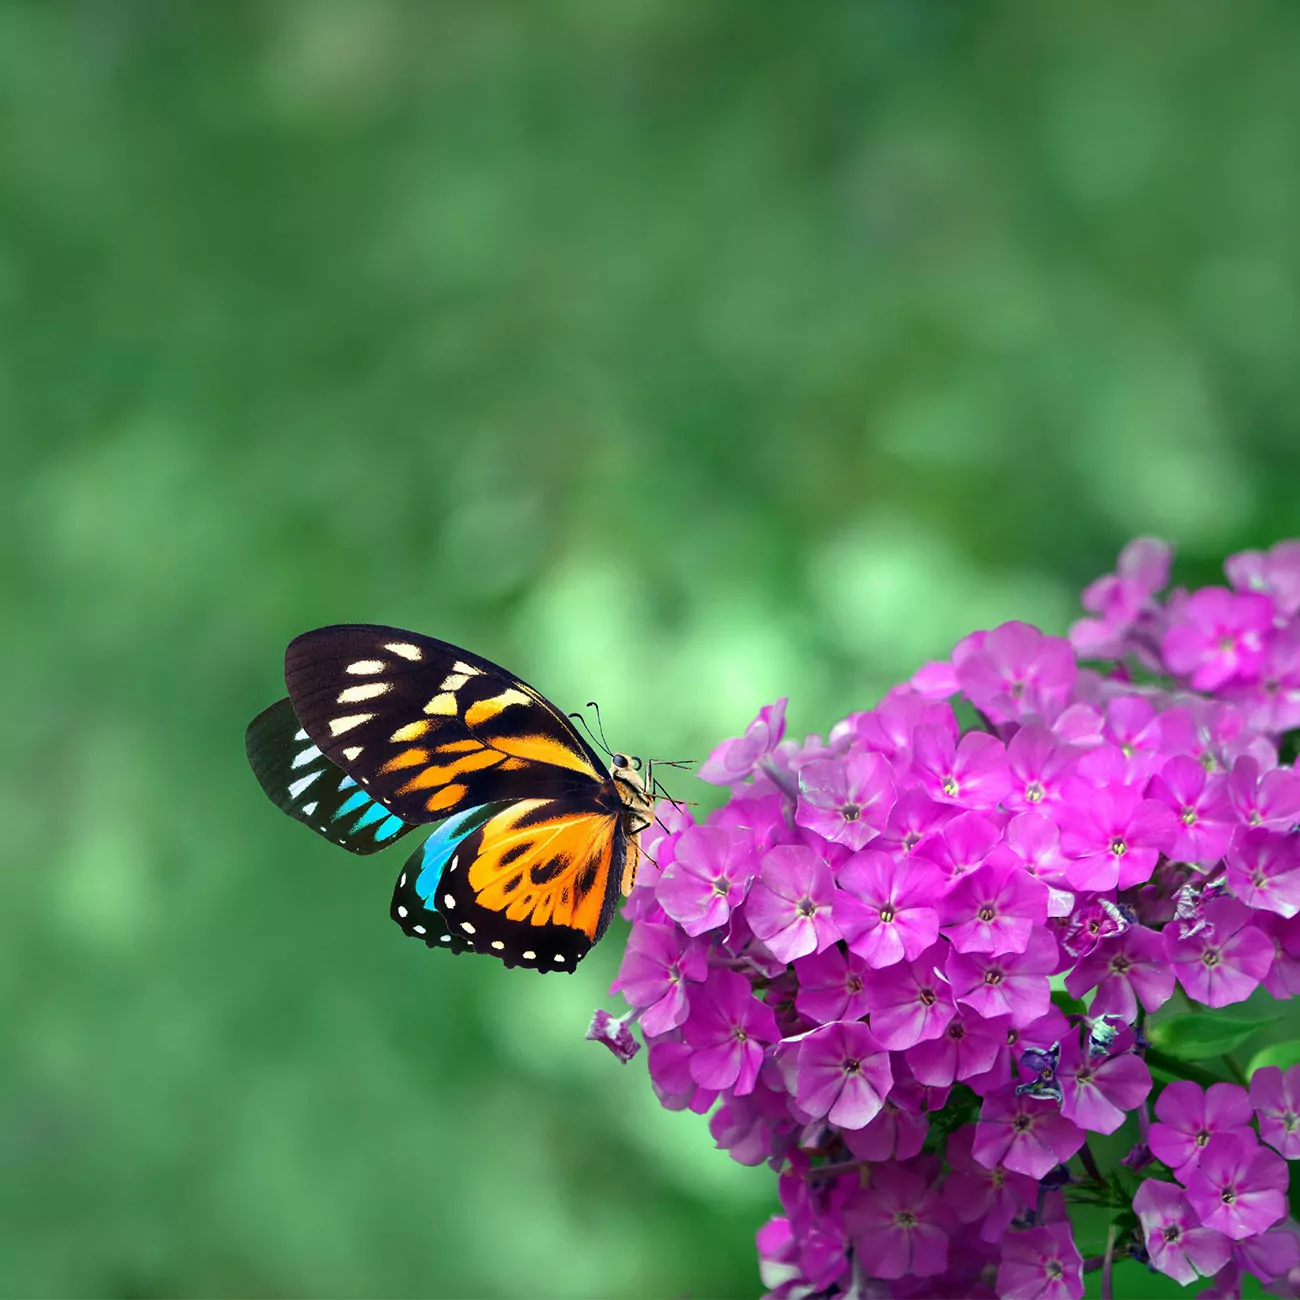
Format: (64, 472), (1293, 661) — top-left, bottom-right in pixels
(284, 625), (607, 825)
(433, 795), (628, 970)
(245, 698), (413, 854)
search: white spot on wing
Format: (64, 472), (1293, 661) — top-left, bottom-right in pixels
(294, 728), (309, 741)
(413, 925), (426, 934)
(302, 801), (318, 816)
(449, 855), (459, 873)
(346, 659), (386, 675)
(460, 922), (476, 935)
(291, 745), (322, 769)
(443, 894), (455, 909)
(399, 873), (407, 888)
(439, 934), (451, 943)
(329, 713), (373, 736)
(452, 661), (483, 676)
(439, 673), (470, 691)
(553, 955), (565, 963)
(397, 905), (408, 918)
(385, 642), (422, 661)
(338, 682), (390, 704)
(341, 746), (363, 761)
(490, 941), (504, 950)
(288, 771), (322, 799)
(522, 950), (536, 961)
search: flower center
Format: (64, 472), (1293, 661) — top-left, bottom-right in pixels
(1202, 948), (1222, 969)
(733, 1027), (748, 1043)
(712, 877), (732, 897)
(942, 775), (959, 797)
(841, 802), (861, 821)
(1221, 1188), (1236, 1206)
(894, 1210), (917, 1228)
(797, 897), (816, 918)
(846, 974), (864, 994)
(1110, 837), (1127, 857)
(977, 905), (996, 923)
(1109, 955), (1132, 975)
(1046, 1262), (1063, 1281)
(1012, 1114), (1033, 1133)
(948, 1023), (966, 1041)
(991, 1169), (1005, 1189)
(1076, 1068), (1095, 1086)
(1025, 781), (1045, 804)
(1285, 1112), (1299, 1133)
(1196, 1130), (1211, 1147)
(983, 968), (1004, 986)
(878, 905), (896, 924)
(1163, 1225), (1181, 1244)
(843, 1057), (861, 1075)
(1181, 807), (1198, 826)
(919, 987), (936, 1007)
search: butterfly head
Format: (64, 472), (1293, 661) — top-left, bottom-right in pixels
(609, 752), (656, 834)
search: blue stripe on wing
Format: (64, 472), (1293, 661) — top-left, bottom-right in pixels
(391, 804), (500, 952)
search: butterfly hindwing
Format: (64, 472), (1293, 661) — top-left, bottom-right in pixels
(284, 625), (608, 826)
(432, 795), (628, 971)
(390, 805), (500, 954)
(245, 698), (412, 854)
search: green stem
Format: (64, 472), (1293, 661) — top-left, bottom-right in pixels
(1078, 1142), (1105, 1186)
(1101, 1222), (1117, 1300)
(1223, 1053), (1248, 1086)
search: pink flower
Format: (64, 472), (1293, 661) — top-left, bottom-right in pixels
(940, 856), (1049, 955)
(1003, 725), (1080, 814)
(792, 1021), (892, 1129)
(1146, 755), (1236, 865)
(843, 1081), (929, 1162)
(656, 825), (755, 936)
(1133, 1179), (1232, 1286)
(744, 845), (840, 963)
(942, 1124), (1038, 1243)
(946, 928), (1058, 1027)
(1166, 895), (1274, 1007)
(1147, 1080), (1255, 1179)
(1225, 540), (1300, 616)
(610, 921), (708, 1037)
(911, 726), (1010, 810)
(1064, 923), (1175, 1021)
(995, 1224), (1084, 1300)
(1162, 588), (1275, 691)
(1226, 827), (1300, 919)
(1250, 1065), (1300, 1159)
(1227, 756), (1300, 831)
(698, 698), (787, 785)
(795, 752), (895, 850)
(954, 621), (1078, 725)
(832, 848), (943, 969)
(860, 949), (955, 1050)
(974, 1086), (1085, 1179)
(791, 945), (874, 1025)
(1057, 782), (1179, 891)
(846, 1162), (953, 1280)
(681, 969), (778, 1096)
(1055, 1034), (1152, 1135)
(905, 1006), (1007, 1087)
(1070, 536), (1172, 660)
(1183, 1133), (1289, 1240)
(911, 809), (1002, 881)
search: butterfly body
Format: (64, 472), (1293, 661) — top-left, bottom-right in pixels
(247, 625), (655, 971)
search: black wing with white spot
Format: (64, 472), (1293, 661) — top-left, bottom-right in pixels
(246, 697), (414, 855)
(283, 624), (608, 826)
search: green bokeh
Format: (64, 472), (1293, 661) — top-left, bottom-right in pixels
(3, 3), (1300, 1296)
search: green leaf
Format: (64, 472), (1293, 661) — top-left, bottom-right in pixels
(1146, 1012), (1280, 1061)
(1247, 1040), (1300, 1078)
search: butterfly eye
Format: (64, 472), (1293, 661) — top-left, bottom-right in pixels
(611, 753), (629, 768)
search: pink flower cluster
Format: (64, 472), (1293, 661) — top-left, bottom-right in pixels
(590, 538), (1300, 1298)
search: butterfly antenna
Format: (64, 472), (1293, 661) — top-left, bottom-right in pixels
(586, 700), (613, 754)
(567, 710), (611, 757)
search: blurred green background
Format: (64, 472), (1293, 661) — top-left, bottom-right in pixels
(3, 2), (1300, 1296)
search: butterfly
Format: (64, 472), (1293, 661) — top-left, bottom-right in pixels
(246, 625), (660, 971)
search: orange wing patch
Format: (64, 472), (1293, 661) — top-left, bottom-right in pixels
(467, 800), (620, 940)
